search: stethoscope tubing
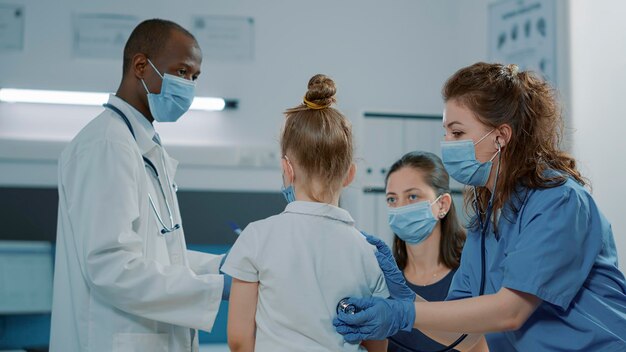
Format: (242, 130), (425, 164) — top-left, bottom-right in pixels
(103, 103), (180, 234)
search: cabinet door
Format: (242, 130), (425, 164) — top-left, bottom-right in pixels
(359, 192), (380, 236)
(375, 192), (395, 249)
(403, 118), (442, 155)
(360, 118), (404, 188)
(359, 191), (395, 249)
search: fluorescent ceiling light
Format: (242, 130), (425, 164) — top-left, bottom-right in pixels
(0, 88), (228, 111)
(190, 97), (225, 111)
(0, 89), (108, 106)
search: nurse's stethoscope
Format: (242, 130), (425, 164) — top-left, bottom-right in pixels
(103, 103), (181, 235)
(337, 143), (502, 352)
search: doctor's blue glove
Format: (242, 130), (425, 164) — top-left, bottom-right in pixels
(333, 296), (415, 344)
(362, 232), (416, 302)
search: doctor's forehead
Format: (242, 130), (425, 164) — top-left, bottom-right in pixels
(161, 31), (202, 67)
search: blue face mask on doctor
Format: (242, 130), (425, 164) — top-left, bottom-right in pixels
(388, 195), (442, 245)
(142, 59), (196, 123)
(440, 129), (500, 187)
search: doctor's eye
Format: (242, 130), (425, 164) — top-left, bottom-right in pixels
(177, 68), (187, 77)
(408, 194), (418, 201)
(386, 196), (397, 205)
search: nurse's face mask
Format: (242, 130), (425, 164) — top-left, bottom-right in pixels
(440, 129), (500, 187)
(388, 195), (442, 245)
(141, 59), (196, 123)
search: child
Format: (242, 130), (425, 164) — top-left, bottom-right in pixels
(222, 74), (389, 351)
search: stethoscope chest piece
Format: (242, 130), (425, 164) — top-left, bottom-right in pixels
(336, 297), (359, 315)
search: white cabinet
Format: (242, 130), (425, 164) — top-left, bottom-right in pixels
(361, 117), (405, 188)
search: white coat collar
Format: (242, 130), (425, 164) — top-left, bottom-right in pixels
(283, 201), (355, 226)
(106, 95), (158, 156)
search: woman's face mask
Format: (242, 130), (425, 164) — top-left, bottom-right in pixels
(388, 195), (442, 245)
(440, 130), (499, 187)
(441, 100), (502, 186)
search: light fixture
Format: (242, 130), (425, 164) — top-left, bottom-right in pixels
(0, 88), (235, 111)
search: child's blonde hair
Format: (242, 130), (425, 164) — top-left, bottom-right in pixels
(281, 74), (353, 202)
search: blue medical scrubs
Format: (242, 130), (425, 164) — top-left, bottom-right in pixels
(446, 178), (626, 350)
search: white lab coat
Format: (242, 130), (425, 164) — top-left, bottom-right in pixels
(50, 95), (224, 352)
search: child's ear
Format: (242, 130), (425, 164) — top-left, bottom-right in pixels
(281, 157), (295, 183)
(343, 163), (357, 187)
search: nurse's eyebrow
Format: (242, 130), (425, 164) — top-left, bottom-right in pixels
(446, 121), (463, 128)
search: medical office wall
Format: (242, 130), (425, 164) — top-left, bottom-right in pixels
(0, 0), (494, 228)
(0, 0), (496, 349)
(568, 0), (626, 275)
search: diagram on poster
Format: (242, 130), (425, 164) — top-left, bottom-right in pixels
(0, 4), (24, 53)
(192, 15), (254, 61)
(73, 14), (138, 59)
(489, 0), (556, 84)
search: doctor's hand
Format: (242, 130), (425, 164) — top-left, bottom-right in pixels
(362, 232), (416, 302)
(333, 297), (416, 344)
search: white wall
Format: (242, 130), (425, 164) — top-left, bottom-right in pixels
(0, 0), (491, 192)
(569, 0), (626, 269)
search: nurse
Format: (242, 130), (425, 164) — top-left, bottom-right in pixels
(50, 19), (229, 352)
(334, 62), (626, 351)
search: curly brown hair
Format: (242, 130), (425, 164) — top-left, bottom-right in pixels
(442, 62), (587, 230)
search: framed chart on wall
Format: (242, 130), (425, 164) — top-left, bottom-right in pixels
(489, 0), (557, 84)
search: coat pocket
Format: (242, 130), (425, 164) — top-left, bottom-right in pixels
(112, 333), (169, 352)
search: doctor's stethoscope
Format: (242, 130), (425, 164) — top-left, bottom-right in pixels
(103, 103), (181, 235)
(338, 143), (502, 352)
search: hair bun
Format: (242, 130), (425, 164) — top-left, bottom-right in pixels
(304, 74), (336, 108)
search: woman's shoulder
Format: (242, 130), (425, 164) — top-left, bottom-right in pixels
(526, 176), (588, 202)
(517, 176), (592, 220)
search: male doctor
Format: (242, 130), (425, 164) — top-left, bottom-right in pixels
(50, 19), (230, 351)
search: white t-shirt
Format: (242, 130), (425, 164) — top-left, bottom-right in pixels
(222, 201), (389, 352)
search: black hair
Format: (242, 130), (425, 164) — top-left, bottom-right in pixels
(122, 19), (197, 76)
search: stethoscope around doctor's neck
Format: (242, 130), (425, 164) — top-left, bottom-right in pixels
(386, 141), (503, 352)
(103, 103), (181, 235)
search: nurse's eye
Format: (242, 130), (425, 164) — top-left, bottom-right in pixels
(408, 194), (418, 202)
(386, 196), (396, 205)
(177, 68), (187, 77)
(451, 131), (464, 138)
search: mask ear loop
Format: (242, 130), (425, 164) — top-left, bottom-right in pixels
(146, 59), (164, 79)
(473, 139), (503, 216)
(141, 59), (164, 94)
(432, 194), (448, 219)
(488, 136), (503, 162)
(474, 129), (495, 146)
(282, 155), (295, 185)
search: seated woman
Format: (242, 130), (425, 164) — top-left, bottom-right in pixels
(384, 151), (480, 352)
